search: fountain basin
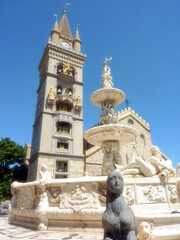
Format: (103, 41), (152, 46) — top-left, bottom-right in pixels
(90, 88), (125, 107)
(9, 175), (180, 239)
(84, 124), (137, 146)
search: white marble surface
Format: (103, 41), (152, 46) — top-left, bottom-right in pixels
(84, 124), (137, 146)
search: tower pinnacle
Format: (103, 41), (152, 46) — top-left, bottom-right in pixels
(51, 18), (59, 44)
(73, 25), (81, 52)
(53, 18), (59, 31)
(74, 26), (81, 41)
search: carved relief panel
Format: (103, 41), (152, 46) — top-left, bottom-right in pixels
(124, 185), (135, 205)
(167, 185), (178, 203)
(59, 183), (100, 212)
(47, 187), (61, 206)
(137, 185), (166, 204)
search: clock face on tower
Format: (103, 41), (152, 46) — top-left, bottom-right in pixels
(62, 41), (70, 49)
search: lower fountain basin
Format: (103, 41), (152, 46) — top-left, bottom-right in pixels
(9, 175), (180, 240)
(84, 124), (137, 146)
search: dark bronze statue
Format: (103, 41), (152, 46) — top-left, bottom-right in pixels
(102, 171), (137, 240)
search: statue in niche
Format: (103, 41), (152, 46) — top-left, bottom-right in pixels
(62, 62), (73, 74)
(48, 88), (55, 99)
(101, 57), (113, 88)
(39, 164), (52, 182)
(102, 171), (137, 240)
(115, 146), (175, 179)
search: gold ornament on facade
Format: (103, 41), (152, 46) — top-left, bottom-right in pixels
(62, 62), (73, 74)
(76, 96), (81, 105)
(48, 88), (55, 99)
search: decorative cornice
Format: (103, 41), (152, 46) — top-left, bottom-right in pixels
(29, 151), (84, 163)
(38, 42), (86, 71)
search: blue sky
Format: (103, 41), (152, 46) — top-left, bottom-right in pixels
(0, 0), (179, 167)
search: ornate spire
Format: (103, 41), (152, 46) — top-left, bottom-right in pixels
(59, 12), (73, 40)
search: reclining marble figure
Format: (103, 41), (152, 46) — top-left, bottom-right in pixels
(102, 171), (137, 240)
(115, 146), (175, 178)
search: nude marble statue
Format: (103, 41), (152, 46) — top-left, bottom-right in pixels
(115, 146), (175, 178)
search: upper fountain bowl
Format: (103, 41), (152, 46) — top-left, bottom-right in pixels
(90, 88), (125, 107)
(84, 124), (137, 146)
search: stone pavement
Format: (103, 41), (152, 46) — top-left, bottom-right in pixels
(0, 216), (103, 240)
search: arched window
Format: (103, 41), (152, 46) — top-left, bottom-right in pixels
(65, 88), (73, 96)
(57, 121), (71, 133)
(57, 86), (62, 95)
(56, 102), (72, 112)
(57, 63), (64, 74)
(56, 161), (68, 172)
(140, 134), (145, 146)
(57, 142), (68, 150)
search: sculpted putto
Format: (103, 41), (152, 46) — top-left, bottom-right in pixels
(102, 171), (137, 240)
(115, 146), (175, 179)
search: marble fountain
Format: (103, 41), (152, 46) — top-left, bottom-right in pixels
(9, 59), (180, 239)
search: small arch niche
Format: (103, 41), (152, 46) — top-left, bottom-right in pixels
(140, 134), (145, 146)
(57, 63), (64, 74)
(57, 86), (62, 95)
(65, 88), (73, 96)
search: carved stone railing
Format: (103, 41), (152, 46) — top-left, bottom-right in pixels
(9, 176), (180, 238)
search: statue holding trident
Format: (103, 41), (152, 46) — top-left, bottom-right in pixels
(101, 57), (113, 88)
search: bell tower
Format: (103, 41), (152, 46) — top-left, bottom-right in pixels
(27, 12), (86, 181)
